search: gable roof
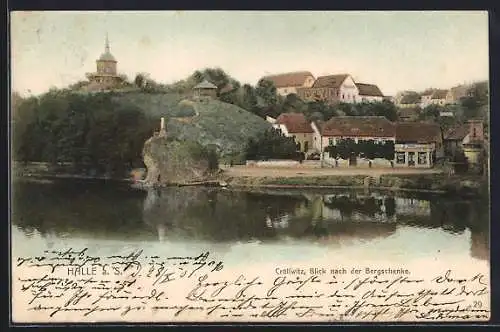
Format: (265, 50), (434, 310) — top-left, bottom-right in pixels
(275, 113), (313, 133)
(431, 89), (448, 100)
(261, 71), (314, 88)
(356, 83), (384, 97)
(444, 124), (469, 140)
(395, 122), (442, 143)
(194, 80), (217, 90)
(321, 116), (395, 137)
(312, 74), (350, 88)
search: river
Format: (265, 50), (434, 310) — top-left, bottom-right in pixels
(10, 178), (489, 266)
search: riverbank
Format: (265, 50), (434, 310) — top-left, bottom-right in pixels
(12, 162), (488, 197)
(220, 166), (488, 197)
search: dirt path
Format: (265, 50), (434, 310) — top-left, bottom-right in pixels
(222, 166), (442, 178)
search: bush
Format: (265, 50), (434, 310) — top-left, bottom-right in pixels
(244, 128), (297, 160)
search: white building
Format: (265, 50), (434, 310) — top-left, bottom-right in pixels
(355, 83), (385, 102)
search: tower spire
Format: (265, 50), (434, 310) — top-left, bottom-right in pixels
(105, 33), (110, 53)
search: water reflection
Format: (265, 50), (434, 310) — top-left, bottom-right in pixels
(11, 179), (489, 261)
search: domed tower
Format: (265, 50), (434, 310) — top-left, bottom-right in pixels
(85, 34), (123, 90)
(96, 34), (117, 76)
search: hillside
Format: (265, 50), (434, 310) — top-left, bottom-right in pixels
(113, 92), (272, 156)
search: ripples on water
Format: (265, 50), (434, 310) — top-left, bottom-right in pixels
(10, 178), (490, 263)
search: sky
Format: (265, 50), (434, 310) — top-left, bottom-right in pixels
(10, 11), (489, 97)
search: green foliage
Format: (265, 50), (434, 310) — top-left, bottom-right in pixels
(183, 140), (219, 172)
(255, 79), (278, 107)
(134, 73), (146, 88)
(172, 103), (197, 117)
(461, 81), (489, 120)
(420, 104), (444, 121)
(245, 128), (298, 160)
(400, 91), (421, 104)
(12, 90), (156, 176)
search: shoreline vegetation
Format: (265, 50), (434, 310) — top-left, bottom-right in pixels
(13, 162), (488, 197)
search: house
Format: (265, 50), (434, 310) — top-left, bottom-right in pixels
(420, 89), (448, 108)
(430, 89), (448, 106)
(273, 113), (314, 153)
(260, 71), (315, 96)
(394, 122), (443, 168)
(446, 85), (471, 104)
(315, 116), (396, 166)
(193, 80), (218, 101)
(419, 90), (434, 108)
(296, 74), (359, 104)
(355, 83), (384, 102)
(444, 119), (484, 165)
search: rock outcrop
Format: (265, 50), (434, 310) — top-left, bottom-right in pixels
(142, 134), (216, 187)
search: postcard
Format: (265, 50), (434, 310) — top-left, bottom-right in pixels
(10, 11), (490, 323)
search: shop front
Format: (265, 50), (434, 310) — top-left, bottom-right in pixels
(394, 143), (435, 168)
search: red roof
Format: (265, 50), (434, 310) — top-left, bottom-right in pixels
(321, 116), (395, 137)
(396, 122), (442, 143)
(261, 71), (314, 88)
(275, 113), (313, 133)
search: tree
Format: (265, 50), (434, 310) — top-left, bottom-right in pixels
(244, 128), (297, 160)
(420, 104), (444, 121)
(381, 141), (395, 161)
(400, 91), (421, 104)
(11, 90), (156, 177)
(240, 84), (259, 115)
(255, 79), (278, 107)
(134, 73), (147, 89)
(461, 81), (489, 120)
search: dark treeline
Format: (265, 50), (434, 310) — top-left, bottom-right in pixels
(12, 90), (156, 176)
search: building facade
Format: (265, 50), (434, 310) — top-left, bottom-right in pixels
(394, 122), (443, 168)
(273, 113), (314, 153)
(444, 119), (485, 167)
(193, 80), (218, 101)
(314, 116), (396, 166)
(445, 85), (471, 104)
(355, 83), (385, 102)
(260, 71), (315, 96)
(297, 74), (359, 104)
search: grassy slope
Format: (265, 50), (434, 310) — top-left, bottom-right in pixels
(114, 92), (271, 156)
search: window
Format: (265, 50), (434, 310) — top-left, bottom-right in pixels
(418, 152), (427, 165)
(329, 138), (334, 145)
(342, 94), (345, 100)
(473, 128), (477, 138)
(396, 152), (406, 164)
